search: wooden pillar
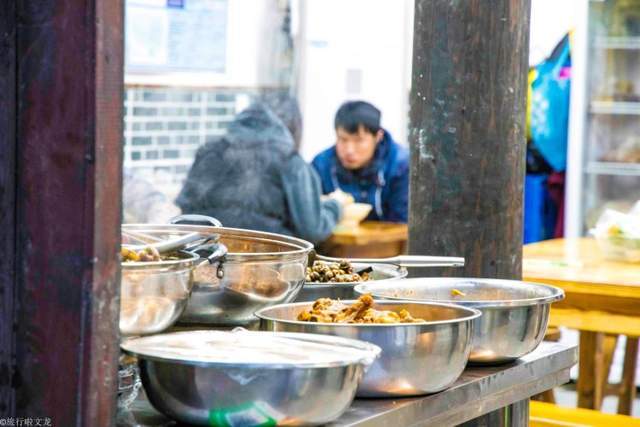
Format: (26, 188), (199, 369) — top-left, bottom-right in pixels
(0, 0), (18, 416)
(1, 1), (124, 424)
(409, 0), (531, 279)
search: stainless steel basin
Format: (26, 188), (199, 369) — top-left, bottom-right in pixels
(355, 278), (564, 364)
(256, 300), (480, 397)
(121, 330), (380, 426)
(179, 228), (313, 326)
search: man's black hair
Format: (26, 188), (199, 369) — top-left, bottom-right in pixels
(334, 101), (381, 135)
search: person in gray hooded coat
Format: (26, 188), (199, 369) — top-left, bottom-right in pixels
(175, 102), (342, 243)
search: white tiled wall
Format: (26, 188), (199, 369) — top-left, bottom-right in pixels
(123, 87), (253, 197)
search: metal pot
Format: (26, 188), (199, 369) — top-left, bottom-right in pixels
(121, 330), (380, 426)
(179, 226), (314, 326)
(295, 263), (408, 302)
(256, 300), (480, 397)
(355, 278), (564, 364)
(124, 215), (313, 327)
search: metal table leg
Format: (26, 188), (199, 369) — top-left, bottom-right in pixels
(458, 399), (529, 427)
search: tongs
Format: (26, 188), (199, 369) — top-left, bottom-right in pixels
(122, 231), (215, 255)
(311, 253), (465, 269)
(122, 215), (225, 255)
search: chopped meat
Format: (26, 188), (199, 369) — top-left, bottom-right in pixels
(297, 294), (425, 324)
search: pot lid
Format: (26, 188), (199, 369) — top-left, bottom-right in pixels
(121, 329), (380, 369)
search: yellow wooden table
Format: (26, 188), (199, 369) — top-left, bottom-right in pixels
(319, 221), (408, 258)
(524, 238), (640, 414)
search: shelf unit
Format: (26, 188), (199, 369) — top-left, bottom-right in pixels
(590, 101), (640, 114)
(566, 0), (640, 236)
(586, 161), (640, 176)
(594, 36), (640, 49)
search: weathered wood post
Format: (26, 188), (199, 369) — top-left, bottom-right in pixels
(409, 0), (531, 279)
(0, 1), (124, 424)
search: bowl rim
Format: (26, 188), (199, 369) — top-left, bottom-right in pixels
(218, 227), (314, 260)
(120, 329), (381, 369)
(254, 300), (482, 327)
(123, 223), (314, 261)
(120, 250), (200, 270)
(354, 278), (565, 308)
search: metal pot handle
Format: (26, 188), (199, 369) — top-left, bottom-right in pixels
(170, 214), (223, 227)
(191, 242), (227, 265)
(189, 241), (228, 279)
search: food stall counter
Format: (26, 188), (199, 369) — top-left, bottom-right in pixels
(118, 341), (576, 427)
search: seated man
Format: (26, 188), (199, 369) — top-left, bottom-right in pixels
(312, 101), (409, 223)
(176, 101), (345, 243)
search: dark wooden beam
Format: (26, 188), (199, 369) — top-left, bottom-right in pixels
(409, 0), (531, 279)
(0, 0), (124, 423)
(0, 0), (17, 416)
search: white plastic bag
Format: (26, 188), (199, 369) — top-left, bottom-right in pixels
(592, 203), (640, 262)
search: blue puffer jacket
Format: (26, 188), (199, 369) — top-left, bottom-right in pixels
(312, 131), (409, 222)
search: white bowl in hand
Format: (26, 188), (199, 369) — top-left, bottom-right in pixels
(339, 203), (372, 228)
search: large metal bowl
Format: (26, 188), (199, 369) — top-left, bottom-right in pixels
(120, 223), (226, 336)
(120, 251), (200, 336)
(256, 300), (480, 397)
(295, 263), (408, 302)
(121, 330), (380, 426)
(355, 278), (565, 364)
(180, 227), (314, 326)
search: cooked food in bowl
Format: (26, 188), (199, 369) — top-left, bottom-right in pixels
(256, 299), (480, 397)
(297, 294), (425, 324)
(119, 222), (229, 334)
(121, 246), (185, 263)
(355, 278), (564, 364)
(179, 227), (313, 326)
(121, 246), (162, 262)
(451, 288), (466, 297)
(305, 260), (371, 283)
(295, 263), (408, 302)
(120, 252), (200, 336)
(194, 265), (291, 299)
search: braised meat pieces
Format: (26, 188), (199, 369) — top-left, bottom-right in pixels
(297, 294), (425, 324)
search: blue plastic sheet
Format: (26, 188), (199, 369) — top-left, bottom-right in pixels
(530, 36), (571, 172)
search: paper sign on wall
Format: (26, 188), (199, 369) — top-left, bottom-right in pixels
(126, 0), (228, 73)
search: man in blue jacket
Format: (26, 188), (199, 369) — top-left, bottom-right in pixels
(312, 101), (409, 222)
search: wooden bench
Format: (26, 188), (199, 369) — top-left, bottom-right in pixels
(548, 308), (639, 415)
(523, 238), (640, 416)
(530, 401), (640, 426)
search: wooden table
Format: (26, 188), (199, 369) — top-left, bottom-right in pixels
(523, 238), (640, 414)
(320, 221), (408, 258)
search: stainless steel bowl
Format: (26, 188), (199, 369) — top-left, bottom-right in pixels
(121, 330), (380, 426)
(256, 300), (480, 397)
(180, 227), (314, 326)
(355, 278), (565, 364)
(120, 223), (226, 336)
(296, 263), (408, 302)
(120, 251), (200, 336)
